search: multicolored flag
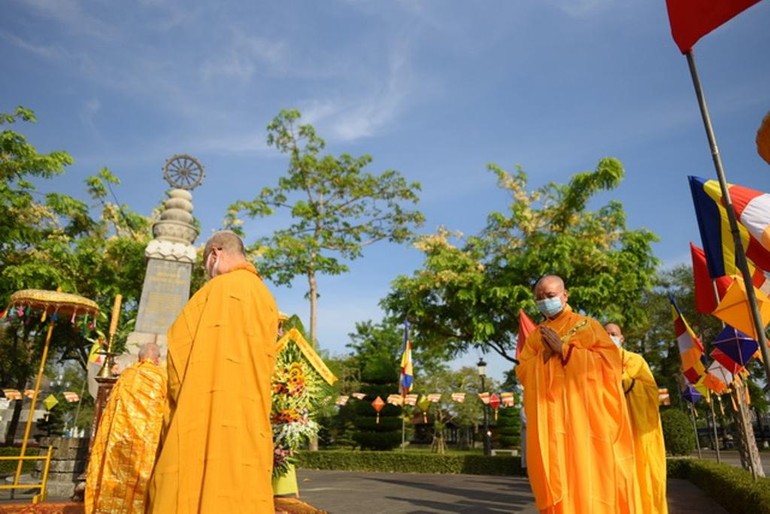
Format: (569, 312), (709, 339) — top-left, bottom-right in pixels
(62, 392), (80, 403)
(688, 176), (770, 280)
(399, 321), (414, 396)
(671, 297), (707, 384)
(666, 0), (761, 54)
(516, 309), (537, 360)
(691, 243), (733, 314)
(2, 389), (22, 400)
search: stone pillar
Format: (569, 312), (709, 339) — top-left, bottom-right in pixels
(121, 188), (199, 364)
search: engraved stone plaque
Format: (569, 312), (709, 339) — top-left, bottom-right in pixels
(135, 258), (192, 334)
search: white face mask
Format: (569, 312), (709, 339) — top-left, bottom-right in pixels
(609, 335), (622, 348)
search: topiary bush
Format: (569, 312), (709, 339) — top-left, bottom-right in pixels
(661, 408), (696, 456)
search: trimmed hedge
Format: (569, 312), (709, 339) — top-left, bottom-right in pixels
(0, 446), (38, 474)
(296, 449), (524, 476)
(668, 457), (770, 514)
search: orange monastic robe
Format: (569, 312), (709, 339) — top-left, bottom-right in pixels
(147, 262), (279, 513)
(516, 306), (636, 514)
(622, 349), (668, 514)
(85, 360), (167, 514)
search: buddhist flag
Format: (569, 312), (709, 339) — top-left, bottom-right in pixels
(62, 392), (80, 403)
(671, 297), (707, 384)
(43, 394), (58, 411)
(501, 392), (515, 407)
(399, 322), (414, 396)
(666, 0), (761, 54)
(404, 393), (418, 406)
(516, 309), (537, 360)
(386, 394), (404, 406)
(688, 176), (770, 280)
(2, 389), (22, 400)
(451, 392), (466, 403)
(691, 243), (733, 313)
(335, 395), (349, 406)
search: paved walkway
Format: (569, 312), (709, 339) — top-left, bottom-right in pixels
(295, 469), (728, 514)
(3, 450), (763, 513)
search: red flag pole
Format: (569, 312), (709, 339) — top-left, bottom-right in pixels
(684, 50), (770, 391)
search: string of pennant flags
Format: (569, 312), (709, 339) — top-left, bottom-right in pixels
(335, 391), (518, 423)
(1, 388), (80, 406)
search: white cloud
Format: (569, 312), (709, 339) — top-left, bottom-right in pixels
(19, 0), (115, 39)
(200, 31), (288, 82)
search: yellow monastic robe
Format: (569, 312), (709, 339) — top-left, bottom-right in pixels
(622, 349), (668, 514)
(147, 262), (278, 514)
(85, 360), (167, 514)
(516, 306), (636, 514)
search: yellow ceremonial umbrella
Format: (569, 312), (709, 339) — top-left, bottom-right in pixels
(3, 289), (99, 490)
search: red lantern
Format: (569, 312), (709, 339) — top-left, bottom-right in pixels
(489, 393), (501, 421)
(372, 396), (385, 424)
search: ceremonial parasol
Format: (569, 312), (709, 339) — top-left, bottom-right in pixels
(2, 289), (98, 492)
(712, 326), (759, 369)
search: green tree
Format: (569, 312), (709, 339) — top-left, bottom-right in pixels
(225, 108), (425, 348)
(0, 108), (153, 443)
(382, 159), (659, 363)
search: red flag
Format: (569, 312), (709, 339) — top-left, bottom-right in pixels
(666, 0), (761, 53)
(691, 243), (732, 313)
(516, 309), (537, 359)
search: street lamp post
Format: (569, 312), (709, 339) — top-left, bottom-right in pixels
(477, 358), (492, 456)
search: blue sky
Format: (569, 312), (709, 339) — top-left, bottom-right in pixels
(2, 1), (769, 382)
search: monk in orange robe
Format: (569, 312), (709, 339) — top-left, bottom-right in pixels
(85, 343), (167, 514)
(606, 323), (668, 514)
(516, 275), (636, 514)
(147, 230), (279, 513)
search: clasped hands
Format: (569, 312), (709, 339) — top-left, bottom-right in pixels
(540, 325), (564, 363)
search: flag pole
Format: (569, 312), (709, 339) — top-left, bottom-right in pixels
(685, 50), (770, 386)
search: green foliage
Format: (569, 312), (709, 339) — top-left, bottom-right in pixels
(382, 160), (659, 363)
(36, 408), (65, 438)
(668, 457), (770, 514)
(0, 108), (153, 443)
(0, 446), (37, 474)
(495, 406), (521, 448)
(349, 390), (402, 451)
(224, 108), (424, 346)
(295, 449), (523, 476)
(661, 408), (696, 456)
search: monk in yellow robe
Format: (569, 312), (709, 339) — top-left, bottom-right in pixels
(147, 230), (279, 513)
(516, 275), (636, 514)
(85, 342), (167, 514)
(606, 323), (668, 514)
